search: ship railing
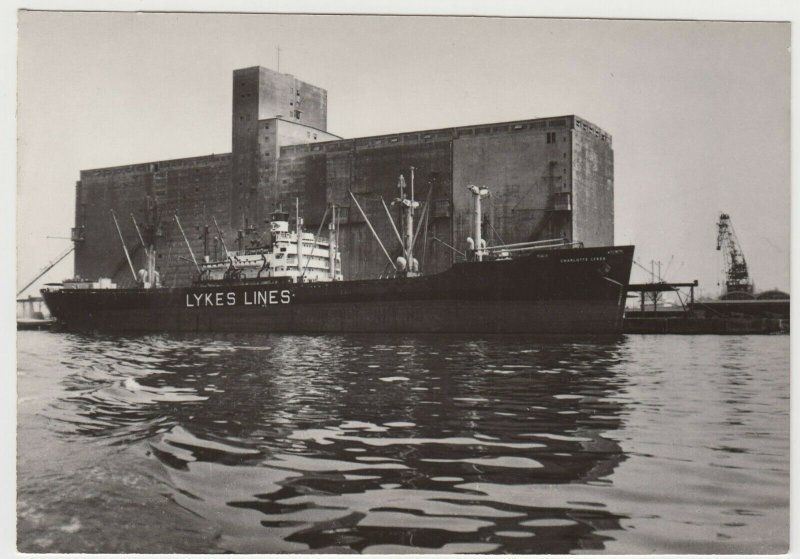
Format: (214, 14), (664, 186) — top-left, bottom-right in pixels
(274, 230), (326, 240)
(486, 240), (583, 255)
(486, 237), (573, 250)
(239, 247), (270, 256)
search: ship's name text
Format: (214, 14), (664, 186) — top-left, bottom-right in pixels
(560, 256), (607, 263)
(185, 289), (292, 307)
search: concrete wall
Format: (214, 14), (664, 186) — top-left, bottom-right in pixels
(233, 66), (327, 131)
(451, 118), (574, 253)
(75, 154), (232, 287)
(570, 117), (614, 246)
(231, 67), (330, 231)
(261, 118), (340, 224)
(231, 68), (261, 229)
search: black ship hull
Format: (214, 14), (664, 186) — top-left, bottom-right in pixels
(42, 245), (634, 335)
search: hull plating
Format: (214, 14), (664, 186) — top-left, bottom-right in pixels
(43, 245), (634, 335)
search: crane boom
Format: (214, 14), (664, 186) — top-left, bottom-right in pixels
(716, 213), (753, 295)
(17, 245), (74, 297)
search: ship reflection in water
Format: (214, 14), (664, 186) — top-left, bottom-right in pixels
(17, 333), (789, 553)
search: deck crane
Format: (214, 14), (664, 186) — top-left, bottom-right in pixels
(716, 213), (753, 296)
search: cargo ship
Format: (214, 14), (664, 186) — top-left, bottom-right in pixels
(41, 183), (634, 335)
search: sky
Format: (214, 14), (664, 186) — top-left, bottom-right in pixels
(15, 10), (791, 297)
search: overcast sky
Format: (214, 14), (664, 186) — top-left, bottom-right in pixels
(16, 11), (790, 297)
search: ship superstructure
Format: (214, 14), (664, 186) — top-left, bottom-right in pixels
(198, 207), (342, 284)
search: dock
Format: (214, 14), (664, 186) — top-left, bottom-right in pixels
(17, 296), (56, 331)
(623, 282), (789, 335)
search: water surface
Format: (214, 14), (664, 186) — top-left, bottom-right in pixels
(17, 332), (789, 553)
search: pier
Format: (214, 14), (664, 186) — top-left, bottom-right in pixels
(623, 281), (789, 335)
(16, 296), (56, 330)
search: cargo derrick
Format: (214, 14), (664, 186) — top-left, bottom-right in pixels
(716, 213), (753, 298)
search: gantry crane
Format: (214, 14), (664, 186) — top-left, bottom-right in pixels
(716, 213), (753, 295)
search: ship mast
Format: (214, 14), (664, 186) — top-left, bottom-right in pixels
(296, 197), (304, 279)
(467, 185), (490, 261)
(393, 167), (420, 276)
(405, 167), (414, 263)
(199, 225), (210, 262)
(130, 214), (153, 285)
(328, 204), (337, 278)
(143, 196), (162, 287)
(124, 198), (162, 288)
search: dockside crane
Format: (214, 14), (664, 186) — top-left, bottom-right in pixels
(716, 213), (753, 296)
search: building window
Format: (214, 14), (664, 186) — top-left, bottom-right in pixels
(546, 132), (557, 144)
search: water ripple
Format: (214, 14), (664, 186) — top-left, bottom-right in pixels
(17, 332), (789, 553)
